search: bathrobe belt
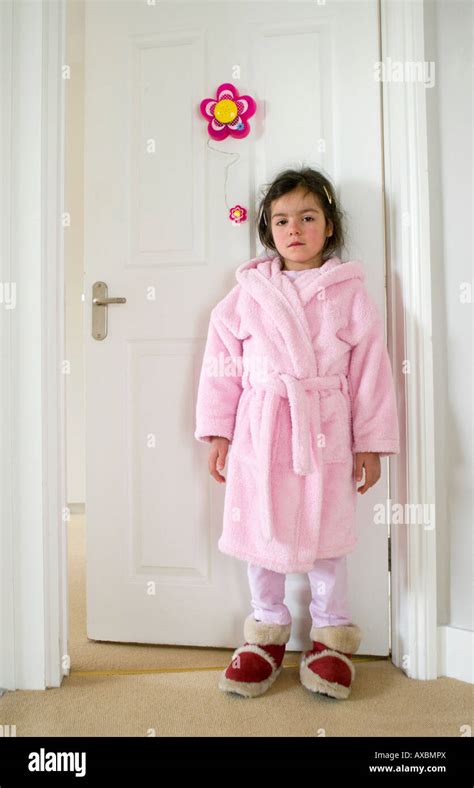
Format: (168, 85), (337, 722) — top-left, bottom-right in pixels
(243, 371), (349, 543)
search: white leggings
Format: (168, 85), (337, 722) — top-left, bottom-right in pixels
(247, 555), (352, 628)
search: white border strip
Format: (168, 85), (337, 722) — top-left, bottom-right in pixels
(43, 0), (69, 689)
(381, 0), (438, 680)
(0, 0), (67, 691)
(0, 0), (15, 694)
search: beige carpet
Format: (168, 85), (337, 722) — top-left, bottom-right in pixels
(1, 664), (471, 738)
(0, 514), (471, 737)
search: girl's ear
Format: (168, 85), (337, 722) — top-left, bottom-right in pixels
(326, 219), (334, 238)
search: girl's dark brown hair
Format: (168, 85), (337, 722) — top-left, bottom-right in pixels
(256, 167), (346, 262)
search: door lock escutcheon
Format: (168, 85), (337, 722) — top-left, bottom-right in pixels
(92, 281), (127, 340)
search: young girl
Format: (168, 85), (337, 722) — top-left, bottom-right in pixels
(194, 167), (400, 700)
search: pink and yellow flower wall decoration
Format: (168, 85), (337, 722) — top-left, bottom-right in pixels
(200, 82), (256, 141)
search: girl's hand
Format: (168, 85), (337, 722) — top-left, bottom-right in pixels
(354, 452), (381, 494)
(208, 437), (230, 483)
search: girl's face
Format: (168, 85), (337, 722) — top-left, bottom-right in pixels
(269, 187), (333, 269)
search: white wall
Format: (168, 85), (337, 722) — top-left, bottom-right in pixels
(424, 0), (473, 633)
(65, 0), (85, 506)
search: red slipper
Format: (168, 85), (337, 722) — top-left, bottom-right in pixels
(299, 623), (362, 700)
(219, 614), (292, 698)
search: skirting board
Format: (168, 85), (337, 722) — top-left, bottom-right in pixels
(437, 626), (474, 684)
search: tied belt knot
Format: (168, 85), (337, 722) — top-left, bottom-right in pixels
(243, 370), (349, 543)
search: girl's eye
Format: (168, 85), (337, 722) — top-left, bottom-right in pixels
(275, 216), (314, 226)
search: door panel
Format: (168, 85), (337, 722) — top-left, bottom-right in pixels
(84, 0), (389, 653)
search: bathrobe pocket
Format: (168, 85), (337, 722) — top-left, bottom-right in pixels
(319, 390), (352, 463)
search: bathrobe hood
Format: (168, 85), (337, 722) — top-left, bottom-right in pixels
(235, 254), (366, 381)
(236, 252), (363, 288)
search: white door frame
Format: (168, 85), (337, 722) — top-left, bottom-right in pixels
(0, 0), (68, 692)
(379, 0), (438, 682)
(0, 0), (444, 690)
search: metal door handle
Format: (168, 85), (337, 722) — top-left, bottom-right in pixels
(93, 297), (127, 305)
(92, 281), (127, 340)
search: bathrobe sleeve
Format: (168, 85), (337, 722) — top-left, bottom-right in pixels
(347, 286), (400, 457)
(194, 305), (244, 444)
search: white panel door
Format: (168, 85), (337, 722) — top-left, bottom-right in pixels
(84, 0), (390, 654)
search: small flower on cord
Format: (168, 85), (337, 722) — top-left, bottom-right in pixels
(229, 205), (248, 224)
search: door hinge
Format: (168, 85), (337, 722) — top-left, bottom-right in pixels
(388, 535), (391, 572)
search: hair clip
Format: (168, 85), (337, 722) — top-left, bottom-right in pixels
(323, 185), (332, 205)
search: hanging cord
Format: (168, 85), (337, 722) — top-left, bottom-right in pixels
(206, 138), (240, 211)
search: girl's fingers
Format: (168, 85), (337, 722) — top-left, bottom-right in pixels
(208, 448), (227, 483)
(354, 459), (364, 481)
(357, 470), (380, 493)
(356, 464), (368, 492)
(217, 452), (227, 482)
(210, 465), (226, 483)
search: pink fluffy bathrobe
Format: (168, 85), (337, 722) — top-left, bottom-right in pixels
(194, 253), (400, 573)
